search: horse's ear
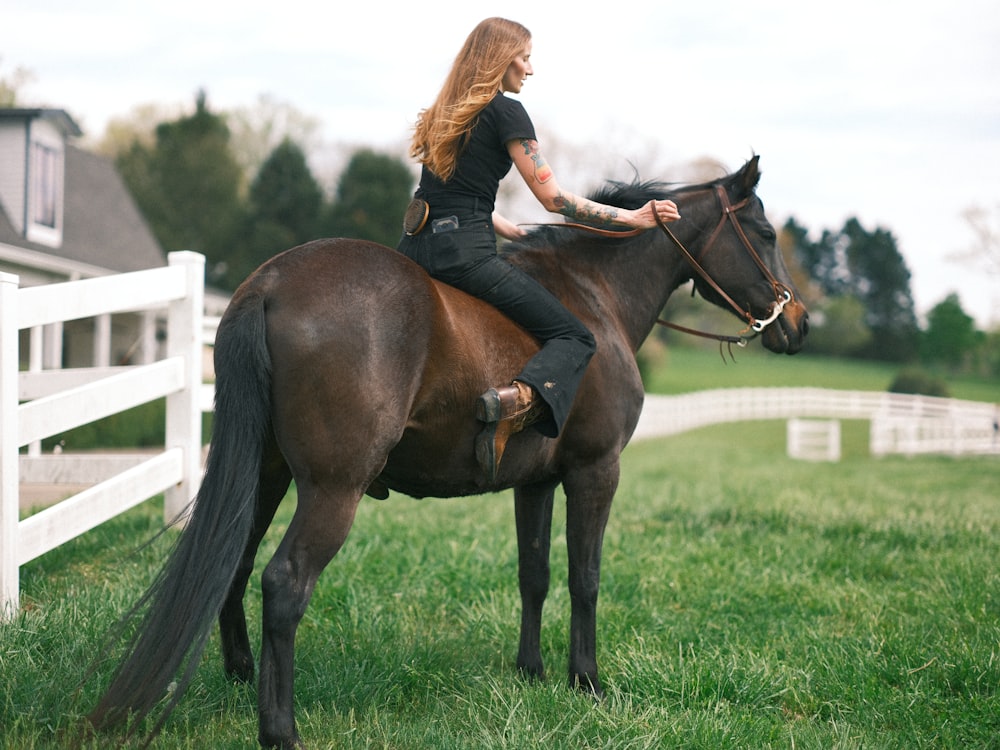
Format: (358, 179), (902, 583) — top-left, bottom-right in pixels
(741, 154), (761, 193)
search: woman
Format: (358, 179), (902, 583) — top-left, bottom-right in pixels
(398, 17), (680, 481)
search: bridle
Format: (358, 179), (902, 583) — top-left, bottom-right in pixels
(521, 185), (795, 358)
(651, 185), (793, 354)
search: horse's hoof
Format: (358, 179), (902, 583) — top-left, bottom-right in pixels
(224, 656), (255, 684)
(517, 662), (546, 683)
(259, 732), (304, 750)
(570, 673), (605, 700)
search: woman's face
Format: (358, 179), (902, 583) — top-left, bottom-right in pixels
(501, 41), (533, 94)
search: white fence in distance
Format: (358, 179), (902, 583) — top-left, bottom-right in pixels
(633, 387), (999, 457)
(1, 251), (205, 620)
(787, 418), (842, 462)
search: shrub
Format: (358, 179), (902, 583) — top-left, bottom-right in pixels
(40, 400), (213, 451)
(888, 368), (950, 397)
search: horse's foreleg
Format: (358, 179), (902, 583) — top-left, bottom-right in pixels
(563, 463), (619, 698)
(514, 482), (557, 681)
(219, 450), (292, 683)
(257, 484), (360, 750)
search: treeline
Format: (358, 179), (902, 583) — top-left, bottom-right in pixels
(779, 217), (997, 378)
(109, 92), (413, 291)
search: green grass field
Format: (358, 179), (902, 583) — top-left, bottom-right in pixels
(3, 351), (999, 749)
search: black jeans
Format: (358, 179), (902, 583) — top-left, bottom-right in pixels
(397, 211), (595, 437)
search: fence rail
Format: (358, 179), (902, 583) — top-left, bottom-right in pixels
(634, 387), (999, 457)
(1, 252), (205, 619)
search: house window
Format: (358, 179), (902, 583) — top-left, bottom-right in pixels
(31, 142), (60, 229)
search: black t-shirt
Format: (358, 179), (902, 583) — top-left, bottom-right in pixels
(415, 92), (536, 215)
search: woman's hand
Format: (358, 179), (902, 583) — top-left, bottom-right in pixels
(630, 199), (681, 228)
(493, 212), (527, 240)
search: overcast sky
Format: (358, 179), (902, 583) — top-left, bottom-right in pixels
(4, 0), (998, 325)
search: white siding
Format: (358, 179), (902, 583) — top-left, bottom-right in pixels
(0, 123), (28, 235)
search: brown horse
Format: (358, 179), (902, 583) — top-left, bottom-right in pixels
(87, 156), (807, 748)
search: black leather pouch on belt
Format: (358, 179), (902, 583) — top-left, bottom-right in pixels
(403, 198), (430, 235)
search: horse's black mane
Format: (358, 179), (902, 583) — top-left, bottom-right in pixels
(587, 178), (675, 210)
(588, 167), (744, 209)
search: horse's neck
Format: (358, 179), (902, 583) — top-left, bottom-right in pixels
(615, 232), (692, 350)
(550, 232), (690, 353)
(601, 188), (724, 345)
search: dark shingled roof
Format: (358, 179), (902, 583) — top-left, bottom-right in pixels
(0, 144), (165, 273)
(61, 145), (165, 272)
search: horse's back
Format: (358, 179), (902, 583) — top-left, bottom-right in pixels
(244, 237), (434, 319)
(238, 236), (532, 365)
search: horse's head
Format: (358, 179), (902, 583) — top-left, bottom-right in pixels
(673, 156), (809, 354)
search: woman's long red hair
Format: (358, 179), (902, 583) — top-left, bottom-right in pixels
(409, 17), (530, 181)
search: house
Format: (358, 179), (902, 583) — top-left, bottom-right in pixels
(0, 107), (226, 372)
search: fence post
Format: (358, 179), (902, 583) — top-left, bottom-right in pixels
(1, 272), (21, 619)
(787, 418), (841, 462)
(164, 252), (205, 523)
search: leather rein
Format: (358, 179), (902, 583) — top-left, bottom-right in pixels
(651, 185), (793, 352)
(524, 186), (794, 358)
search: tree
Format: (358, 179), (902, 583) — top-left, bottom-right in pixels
(953, 203), (1000, 279)
(921, 293), (979, 369)
(0, 59), (35, 106)
(323, 149), (414, 247)
(226, 138), (325, 288)
(776, 219), (819, 311)
(115, 91), (244, 284)
(227, 94), (322, 183)
(787, 216), (918, 361)
(842, 219), (919, 361)
(250, 139), (323, 238)
(95, 103), (181, 157)
(808, 295), (873, 357)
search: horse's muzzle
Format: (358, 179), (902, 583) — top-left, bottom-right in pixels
(762, 298), (809, 354)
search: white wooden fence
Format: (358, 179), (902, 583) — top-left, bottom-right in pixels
(633, 387), (999, 457)
(1, 252), (205, 619)
(3, 255), (997, 620)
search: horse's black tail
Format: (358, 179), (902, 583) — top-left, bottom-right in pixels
(87, 287), (273, 742)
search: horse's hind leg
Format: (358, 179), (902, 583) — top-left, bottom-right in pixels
(514, 481), (557, 681)
(219, 445), (292, 683)
(257, 479), (361, 750)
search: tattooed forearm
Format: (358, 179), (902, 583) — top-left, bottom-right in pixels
(553, 192), (621, 227)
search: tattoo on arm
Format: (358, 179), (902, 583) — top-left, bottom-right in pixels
(554, 192), (620, 227)
(516, 139), (621, 226)
(519, 139), (552, 184)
